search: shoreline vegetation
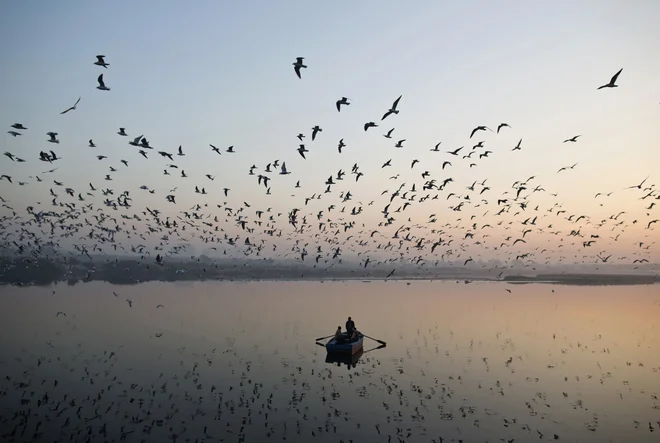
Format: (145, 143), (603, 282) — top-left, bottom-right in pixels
(0, 257), (657, 287)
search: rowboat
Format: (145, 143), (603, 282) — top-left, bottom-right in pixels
(325, 334), (364, 354)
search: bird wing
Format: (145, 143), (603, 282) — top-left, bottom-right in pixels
(610, 68), (623, 84)
(391, 95), (402, 110)
(97, 74), (105, 87)
(294, 66), (301, 79)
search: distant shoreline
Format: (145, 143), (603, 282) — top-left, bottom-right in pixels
(501, 274), (658, 286)
(1, 273), (657, 287)
(0, 257), (657, 287)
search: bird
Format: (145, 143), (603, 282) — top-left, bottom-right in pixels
(336, 97), (350, 112)
(293, 57), (306, 79)
(10, 123), (27, 130)
(597, 68), (623, 90)
(497, 123), (511, 133)
(177, 146), (184, 156)
(96, 74), (110, 91)
(129, 135), (143, 146)
(94, 55), (109, 68)
(88, 139), (96, 147)
(470, 126), (491, 138)
(626, 174), (650, 190)
(46, 132), (59, 143)
(563, 135), (580, 143)
(557, 163), (578, 173)
(118, 128), (127, 136)
(382, 95), (402, 120)
(383, 128), (395, 139)
(60, 97), (81, 114)
(364, 122), (378, 131)
(311, 126), (322, 141)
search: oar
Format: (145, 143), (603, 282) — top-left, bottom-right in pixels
(362, 334), (386, 346)
(315, 334), (334, 342)
(363, 343), (386, 353)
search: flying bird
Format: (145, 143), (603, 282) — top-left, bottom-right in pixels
(563, 135), (580, 143)
(597, 68), (623, 90)
(470, 126), (491, 138)
(382, 95), (402, 120)
(626, 174), (650, 190)
(311, 125), (322, 141)
(293, 57), (307, 79)
(94, 55), (109, 68)
(46, 132), (59, 143)
(96, 74), (110, 91)
(336, 97), (350, 112)
(497, 123), (511, 133)
(60, 97), (81, 114)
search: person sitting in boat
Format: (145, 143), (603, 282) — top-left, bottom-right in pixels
(345, 317), (355, 334)
(334, 326), (346, 344)
(349, 329), (360, 342)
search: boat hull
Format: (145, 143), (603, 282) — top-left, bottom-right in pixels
(326, 335), (364, 354)
(325, 348), (364, 365)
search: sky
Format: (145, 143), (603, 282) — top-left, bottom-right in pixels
(0, 1), (659, 265)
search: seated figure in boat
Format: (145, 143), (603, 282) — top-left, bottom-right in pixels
(349, 329), (360, 342)
(345, 317), (355, 335)
(334, 326), (346, 344)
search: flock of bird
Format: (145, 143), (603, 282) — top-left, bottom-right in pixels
(0, 56), (658, 280)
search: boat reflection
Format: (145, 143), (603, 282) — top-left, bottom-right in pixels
(324, 344), (386, 369)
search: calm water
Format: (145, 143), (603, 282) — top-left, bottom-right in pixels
(1, 281), (659, 443)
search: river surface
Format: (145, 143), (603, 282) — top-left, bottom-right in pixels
(1, 280), (659, 442)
